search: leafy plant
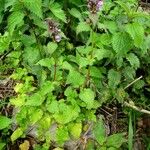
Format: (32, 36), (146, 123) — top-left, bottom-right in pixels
(0, 0), (150, 149)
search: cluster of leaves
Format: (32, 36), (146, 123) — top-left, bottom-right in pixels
(0, 0), (150, 149)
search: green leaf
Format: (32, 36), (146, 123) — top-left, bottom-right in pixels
(133, 80), (145, 89)
(23, 47), (41, 65)
(0, 116), (12, 130)
(37, 58), (54, 68)
(69, 8), (82, 21)
(10, 94), (26, 107)
(76, 22), (91, 34)
(99, 34), (112, 46)
(126, 53), (140, 69)
(0, 32), (10, 54)
(11, 128), (23, 142)
(39, 81), (54, 95)
(47, 42), (58, 54)
(69, 122), (82, 139)
(106, 133), (126, 148)
(79, 88), (95, 109)
(108, 69), (121, 88)
(116, 88), (126, 103)
(0, 143), (5, 150)
(107, 133), (126, 148)
(54, 104), (80, 124)
(25, 93), (45, 106)
(66, 70), (85, 88)
(24, 0), (43, 18)
(94, 49), (112, 61)
(29, 109), (43, 124)
(49, 3), (66, 22)
(112, 32), (133, 55)
(126, 22), (144, 48)
(47, 100), (59, 113)
(8, 11), (24, 34)
(56, 127), (69, 145)
(93, 116), (106, 145)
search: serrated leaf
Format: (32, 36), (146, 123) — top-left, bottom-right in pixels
(106, 133), (126, 148)
(54, 104), (80, 124)
(37, 58), (54, 68)
(126, 53), (140, 69)
(47, 100), (59, 113)
(11, 128), (23, 142)
(108, 69), (121, 88)
(94, 49), (111, 61)
(66, 70), (85, 88)
(47, 42), (58, 54)
(56, 127), (69, 145)
(25, 93), (44, 106)
(39, 81), (54, 95)
(49, 3), (66, 22)
(24, 0), (43, 18)
(0, 33), (10, 54)
(29, 109), (43, 124)
(23, 47), (41, 65)
(76, 22), (91, 34)
(69, 8), (82, 21)
(0, 116), (12, 130)
(69, 122), (82, 139)
(8, 11), (24, 34)
(99, 34), (112, 45)
(79, 88), (95, 109)
(10, 94), (26, 107)
(126, 22), (144, 48)
(112, 32), (133, 55)
(93, 116), (106, 145)
(133, 80), (145, 89)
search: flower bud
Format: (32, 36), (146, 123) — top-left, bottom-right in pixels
(87, 0), (103, 14)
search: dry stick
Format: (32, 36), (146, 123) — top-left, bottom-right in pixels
(124, 101), (150, 115)
(124, 76), (143, 90)
(123, 75), (150, 115)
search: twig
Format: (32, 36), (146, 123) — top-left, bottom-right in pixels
(123, 76), (150, 115)
(124, 101), (150, 115)
(73, 123), (93, 150)
(124, 76), (143, 90)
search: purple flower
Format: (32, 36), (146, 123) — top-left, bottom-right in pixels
(87, 0), (103, 14)
(45, 18), (62, 43)
(54, 35), (61, 42)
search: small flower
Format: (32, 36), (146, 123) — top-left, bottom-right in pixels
(87, 0), (103, 14)
(54, 35), (61, 43)
(45, 18), (62, 42)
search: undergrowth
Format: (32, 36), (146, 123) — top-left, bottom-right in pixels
(0, 0), (150, 149)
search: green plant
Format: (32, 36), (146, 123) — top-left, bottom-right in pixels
(0, 0), (150, 149)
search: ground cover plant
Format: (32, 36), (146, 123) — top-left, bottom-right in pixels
(0, 0), (150, 149)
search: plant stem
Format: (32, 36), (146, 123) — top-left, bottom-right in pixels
(53, 59), (57, 81)
(85, 28), (94, 87)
